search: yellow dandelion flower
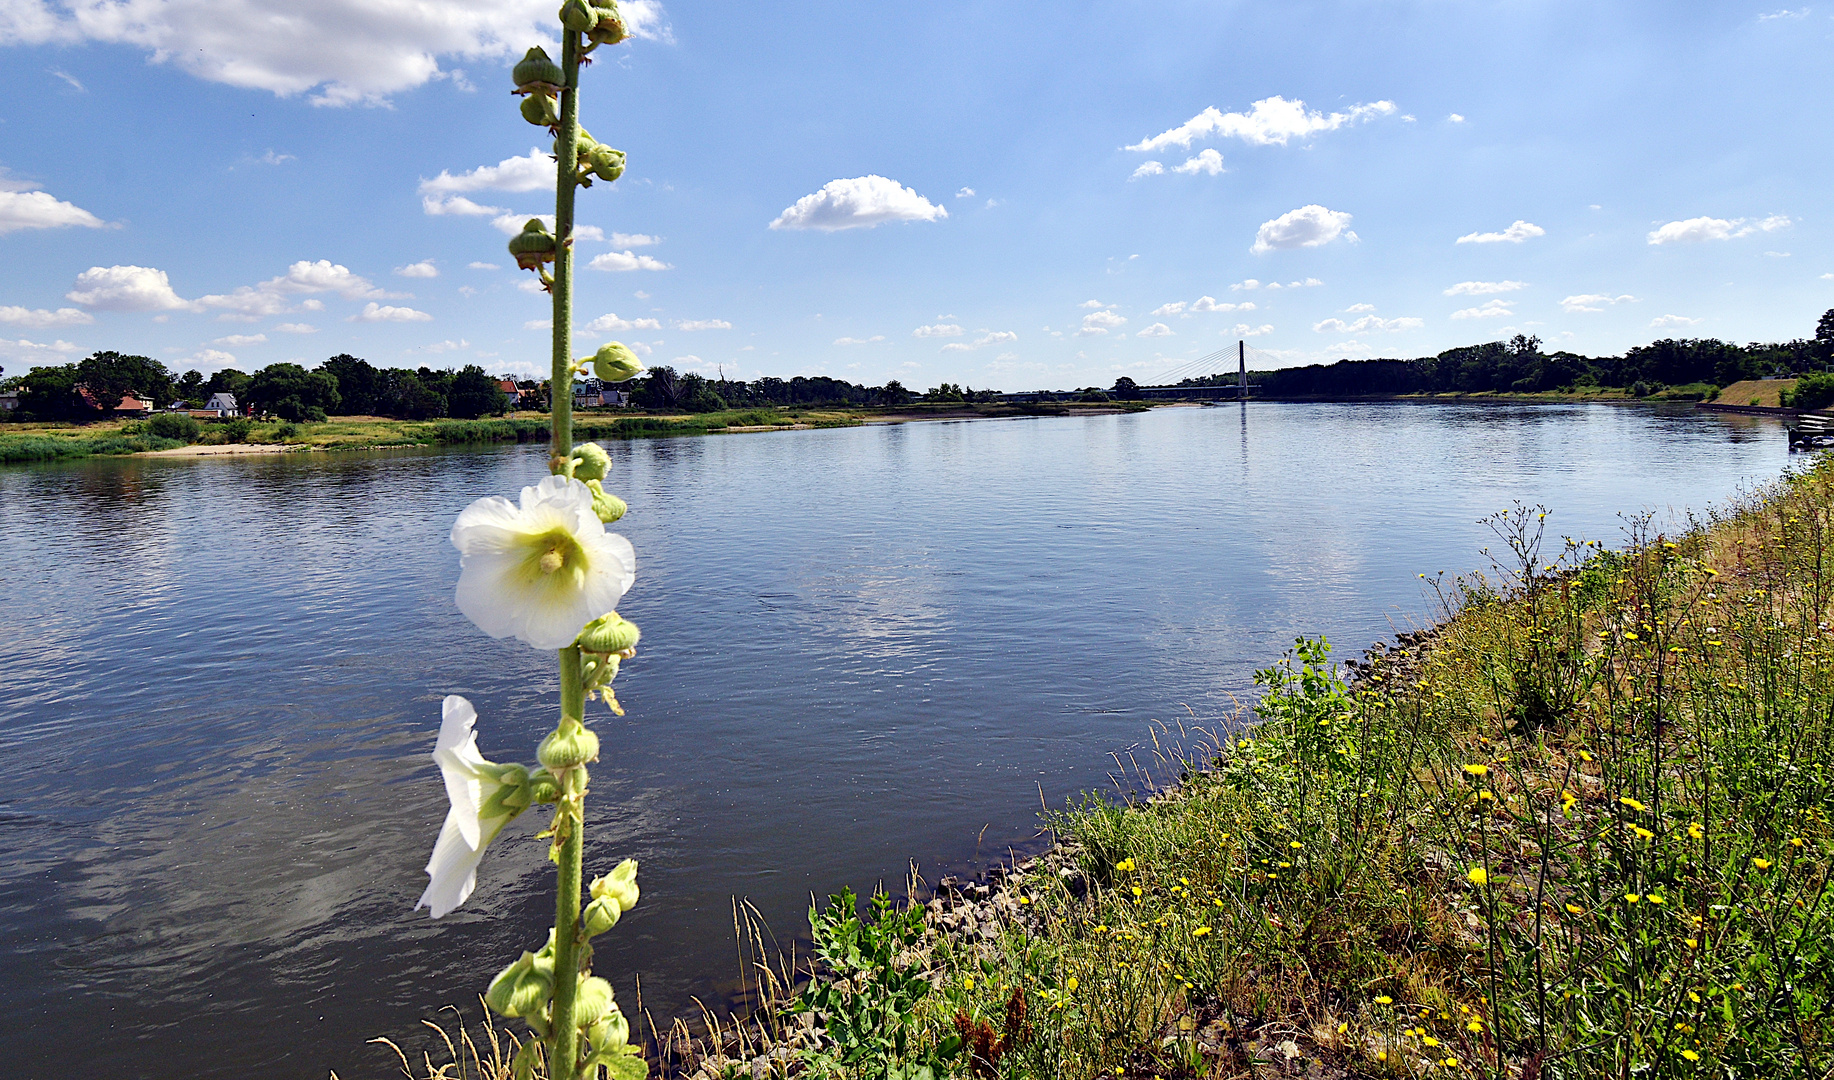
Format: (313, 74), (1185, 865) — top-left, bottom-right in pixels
(1688, 823), (1704, 840)
(1375, 996), (1393, 1005)
(1626, 893), (1641, 903)
(1681, 1050), (1700, 1061)
(1634, 826), (1655, 840)
(1467, 1020), (1483, 1032)
(1377, 1051), (1387, 1062)
(1620, 797), (1648, 812)
(1463, 764), (1488, 776)
(1422, 1036), (1440, 1047)
(1131, 886), (1143, 897)
(1566, 903), (1583, 914)
(1443, 1057), (1459, 1068)
(1066, 977), (1078, 992)
(964, 977), (974, 990)
(1624, 631), (1640, 640)
(1790, 837), (1806, 848)
(1466, 867), (1488, 885)
(1754, 858), (1772, 869)
(1578, 749), (1594, 762)
(1289, 841), (1303, 849)
(1686, 938), (1698, 948)
(1192, 926), (1212, 937)
(1116, 858), (1135, 872)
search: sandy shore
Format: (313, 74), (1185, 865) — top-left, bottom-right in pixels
(138, 442), (309, 458)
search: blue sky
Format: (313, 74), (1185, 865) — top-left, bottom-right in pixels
(1, 0), (1830, 391)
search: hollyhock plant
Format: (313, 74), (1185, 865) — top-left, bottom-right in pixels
(451, 474), (635, 650)
(416, 696), (533, 918)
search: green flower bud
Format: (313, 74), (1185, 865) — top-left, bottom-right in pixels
(587, 144), (626, 183)
(520, 93), (559, 128)
(558, 0), (599, 33)
(583, 893), (621, 936)
(590, 342), (643, 383)
(588, 1010), (631, 1050)
(526, 767), (562, 804)
(575, 976), (616, 1027)
(508, 219), (557, 271)
(587, 0), (629, 44)
(577, 613), (639, 654)
(486, 952), (553, 1018)
(538, 719), (601, 771)
(589, 858), (640, 913)
(571, 441), (612, 481)
(587, 479), (627, 524)
(512, 47), (565, 96)
(479, 762), (532, 817)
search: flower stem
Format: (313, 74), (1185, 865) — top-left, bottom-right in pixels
(550, 28), (581, 474)
(549, 644), (587, 1080)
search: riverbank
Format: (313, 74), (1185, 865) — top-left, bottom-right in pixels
(0, 401), (1157, 464)
(662, 456), (1834, 1079)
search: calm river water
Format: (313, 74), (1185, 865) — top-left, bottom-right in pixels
(0, 402), (1792, 1078)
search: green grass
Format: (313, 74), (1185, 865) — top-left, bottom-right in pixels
(0, 431), (185, 462)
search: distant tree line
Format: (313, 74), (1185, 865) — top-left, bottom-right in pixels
(618, 368), (996, 411)
(6, 352), (514, 422)
(1202, 310), (1834, 400)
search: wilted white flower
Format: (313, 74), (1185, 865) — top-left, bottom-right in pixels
(417, 696), (530, 919)
(451, 475), (636, 650)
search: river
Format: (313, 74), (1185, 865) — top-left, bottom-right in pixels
(0, 402), (1792, 1079)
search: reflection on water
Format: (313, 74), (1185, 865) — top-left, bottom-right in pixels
(0, 403), (1787, 1078)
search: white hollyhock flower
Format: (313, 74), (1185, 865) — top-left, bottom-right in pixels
(417, 696), (529, 919)
(451, 475), (636, 650)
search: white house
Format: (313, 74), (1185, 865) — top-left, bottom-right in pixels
(204, 392), (238, 417)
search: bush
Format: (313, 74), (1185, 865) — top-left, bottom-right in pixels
(272, 422), (300, 442)
(146, 413), (201, 442)
(218, 418), (252, 443)
(1785, 372), (1834, 411)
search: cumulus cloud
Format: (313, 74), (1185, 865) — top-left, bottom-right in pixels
(275, 322), (318, 333)
(0, 305), (93, 329)
(1153, 297), (1253, 316)
(675, 318), (731, 330)
(610, 232), (660, 247)
(833, 335), (886, 345)
(1650, 314), (1704, 328)
(940, 331), (1018, 353)
(1444, 280), (1527, 296)
(467, 261), (499, 270)
(191, 259), (390, 320)
(1313, 315), (1422, 333)
(1232, 323), (1275, 337)
(769, 175), (946, 231)
(66, 265), (192, 311)
(0, 188), (105, 233)
(589, 250), (672, 272)
(211, 332), (266, 346)
(1456, 220), (1545, 244)
(425, 195), (504, 216)
(1251, 205), (1355, 253)
(395, 260), (439, 278)
(1170, 149), (1224, 176)
(421, 149), (554, 198)
(0, 336), (79, 362)
(1078, 310), (1127, 336)
(187, 348), (237, 367)
(1078, 300), (1109, 310)
(0, 0), (672, 106)
(1647, 214), (1791, 245)
(583, 312), (662, 332)
(1136, 322), (1174, 337)
(1130, 161), (1165, 180)
(1448, 113), (1466, 123)
(955, 187), (975, 198)
(1450, 300), (1514, 320)
(1127, 96), (1397, 152)
(351, 302), (432, 322)
(912, 323), (964, 338)
(1560, 293), (1637, 313)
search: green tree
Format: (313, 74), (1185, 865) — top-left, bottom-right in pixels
(205, 368), (252, 399)
(77, 351), (175, 411)
(248, 362), (342, 421)
(448, 364), (511, 419)
(376, 368), (447, 418)
(1111, 376), (1141, 399)
(16, 363), (85, 420)
(175, 369), (206, 406)
(1815, 308), (1834, 368)
(876, 379), (914, 406)
(321, 354), (381, 415)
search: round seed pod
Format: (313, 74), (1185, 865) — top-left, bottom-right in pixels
(586, 480), (626, 524)
(558, 0), (599, 33)
(587, 144), (625, 183)
(590, 341), (642, 383)
(587, 0), (629, 44)
(574, 977), (616, 1027)
(538, 720), (601, 771)
(520, 93), (559, 127)
(589, 858), (640, 913)
(512, 47), (565, 96)
(577, 613), (639, 654)
(571, 441), (612, 481)
(508, 219), (557, 270)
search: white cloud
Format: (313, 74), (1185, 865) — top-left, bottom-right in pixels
(589, 250), (672, 272)
(1448, 113), (1466, 123)
(1251, 205), (1355, 253)
(395, 260), (439, 278)
(955, 187), (975, 198)
(1230, 279), (1260, 291)
(1650, 314), (1705, 328)
(1152, 301), (1186, 316)
(425, 195), (505, 216)
(1078, 310), (1128, 336)
(939, 331), (1017, 353)
(610, 232), (660, 247)
(1456, 220), (1545, 244)
(190, 259), (390, 320)
(517, 278), (547, 294)
(351, 302), (432, 322)
(254, 149), (292, 165)
(1560, 293), (1637, 313)
(1197, 297), (1252, 312)
(187, 348), (237, 367)
(0, 305), (93, 329)
(1129, 161), (1165, 180)
(1170, 149), (1225, 176)
(1758, 7), (1809, 18)
(51, 68), (83, 91)
(1450, 300), (1514, 320)
(1127, 96), (1397, 152)
(1136, 322), (1174, 337)
(1078, 299), (1109, 310)
(1231, 323), (1275, 337)
(0, 336), (79, 362)
(1765, 251), (1791, 258)
(769, 175), (947, 231)
(67, 265), (192, 311)
(912, 323), (964, 338)
(1313, 315), (1422, 333)
(414, 338), (470, 353)
(583, 312), (663, 332)
(0, 0), (671, 106)
(0, 188), (105, 233)
(211, 333), (267, 346)
(467, 261), (499, 270)
(833, 335), (886, 345)
(275, 322), (318, 333)
(675, 318), (731, 330)
(1647, 214), (1790, 245)
(1444, 280), (1528, 296)
(1344, 303), (1377, 313)
(421, 149), (555, 196)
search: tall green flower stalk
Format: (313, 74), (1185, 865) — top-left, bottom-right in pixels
(418, 5), (650, 1079)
